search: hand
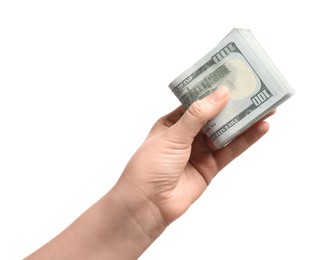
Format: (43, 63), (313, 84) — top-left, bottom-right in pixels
(25, 86), (274, 260)
(114, 86), (273, 227)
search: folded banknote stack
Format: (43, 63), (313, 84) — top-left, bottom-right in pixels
(169, 28), (294, 149)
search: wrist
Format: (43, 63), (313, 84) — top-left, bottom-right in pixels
(110, 181), (167, 243)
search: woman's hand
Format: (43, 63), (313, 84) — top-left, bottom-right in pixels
(26, 86), (274, 260)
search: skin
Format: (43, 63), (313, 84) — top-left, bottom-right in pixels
(25, 86), (274, 259)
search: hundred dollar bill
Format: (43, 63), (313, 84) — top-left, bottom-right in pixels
(169, 28), (294, 149)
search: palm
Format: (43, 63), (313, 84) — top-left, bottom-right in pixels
(156, 131), (227, 222)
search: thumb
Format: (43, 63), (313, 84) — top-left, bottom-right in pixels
(169, 86), (230, 144)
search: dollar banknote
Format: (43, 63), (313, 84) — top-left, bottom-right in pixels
(169, 28), (294, 149)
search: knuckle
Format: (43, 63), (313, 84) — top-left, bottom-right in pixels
(187, 100), (208, 122)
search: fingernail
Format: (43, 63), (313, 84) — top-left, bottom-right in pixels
(212, 86), (229, 103)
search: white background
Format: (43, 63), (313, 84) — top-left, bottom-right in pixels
(0, 1), (326, 259)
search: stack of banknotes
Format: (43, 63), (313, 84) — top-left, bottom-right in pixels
(169, 28), (294, 149)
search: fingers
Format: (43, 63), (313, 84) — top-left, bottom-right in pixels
(214, 120), (270, 170)
(262, 108), (276, 119)
(168, 86), (230, 144)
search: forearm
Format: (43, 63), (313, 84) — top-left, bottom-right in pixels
(25, 186), (166, 260)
